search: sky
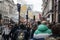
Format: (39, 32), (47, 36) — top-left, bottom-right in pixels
(13, 0), (43, 12)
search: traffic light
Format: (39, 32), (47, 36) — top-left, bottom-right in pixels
(17, 3), (21, 12)
(33, 15), (35, 21)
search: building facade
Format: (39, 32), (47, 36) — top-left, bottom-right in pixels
(56, 0), (60, 23)
(11, 4), (19, 23)
(42, 0), (53, 23)
(0, 0), (15, 23)
(58, 0), (60, 23)
(42, 0), (60, 23)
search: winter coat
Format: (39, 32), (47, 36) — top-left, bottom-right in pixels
(34, 24), (52, 39)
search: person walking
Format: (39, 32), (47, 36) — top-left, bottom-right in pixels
(33, 21), (52, 40)
(37, 21), (41, 26)
(9, 24), (20, 40)
(24, 23), (31, 40)
(30, 24), (37, 40)
(51, 23), (60, 38)
(2, 24), (11, 40)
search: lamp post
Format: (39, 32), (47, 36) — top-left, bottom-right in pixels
(26, 7), (31, 24)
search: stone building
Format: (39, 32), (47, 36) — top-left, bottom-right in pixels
(0, 0), (15, 23)
(42, 0), (53, 23)
(42, 0), (60, 23)
(58, 0), (60, 23)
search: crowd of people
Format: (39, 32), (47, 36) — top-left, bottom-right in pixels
(0, 20), (60, 40)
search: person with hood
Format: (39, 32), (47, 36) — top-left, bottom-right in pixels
(33, 21), (52, 40)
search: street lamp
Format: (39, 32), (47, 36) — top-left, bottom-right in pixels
(26, 6), (31, 23)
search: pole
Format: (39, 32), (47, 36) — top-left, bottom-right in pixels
(26, 7), (31, 25)
(27, 9), (28, 24)
(33, 15), (35, 24)
(19, 11), (20, 24)
(17, 3), (21, 24)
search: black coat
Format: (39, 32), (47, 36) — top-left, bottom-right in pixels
(9, 25), (20, 38)
(20, 24), (26, 30)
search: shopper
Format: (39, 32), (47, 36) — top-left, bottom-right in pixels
(30, 24), (37, 40)
(33, 21), (52, 40)
(2, 24), (11, 40)
(9, 24), (20, 40)
(51, 23), (60, 37)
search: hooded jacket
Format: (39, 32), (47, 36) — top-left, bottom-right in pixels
(33, 24), (52, 39)
(34, 24), (52, 39)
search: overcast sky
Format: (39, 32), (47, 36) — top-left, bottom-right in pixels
(13, 0), (43, 12)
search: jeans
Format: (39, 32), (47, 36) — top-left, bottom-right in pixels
(33, 38), (45, 40)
